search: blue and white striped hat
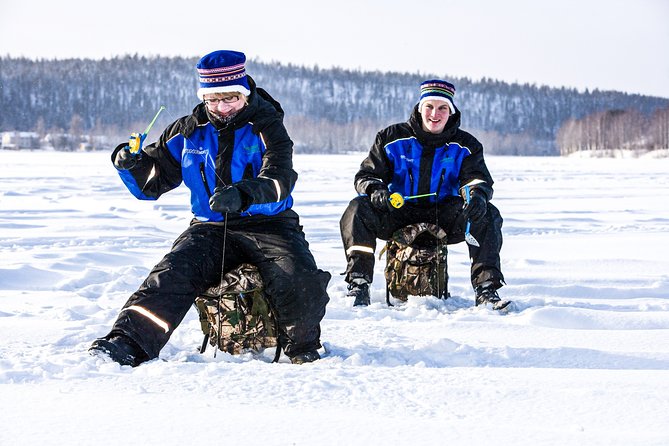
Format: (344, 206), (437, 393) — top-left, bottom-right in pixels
(196, 50), (251, 100)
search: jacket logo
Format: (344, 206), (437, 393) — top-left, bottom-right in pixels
(184, 147), (208, 155)
(243, 145), (260, 154)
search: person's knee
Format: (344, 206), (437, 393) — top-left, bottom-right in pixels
(341, 196), (375, 223)
(487, 203), (503, 226)
(266, 269), (330, 323)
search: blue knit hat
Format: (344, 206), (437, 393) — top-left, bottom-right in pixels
(196, 50), (251, 100)
(419, 79), (456, 113)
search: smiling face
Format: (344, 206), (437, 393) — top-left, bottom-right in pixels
(419, 99), (452, 134)
(203, 92), (247, 119)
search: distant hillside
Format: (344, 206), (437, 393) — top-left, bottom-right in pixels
(1, 55), (667, 155)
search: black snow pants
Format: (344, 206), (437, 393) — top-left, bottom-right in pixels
(107, 216), (330, 360)
(339, 195), (504, 290)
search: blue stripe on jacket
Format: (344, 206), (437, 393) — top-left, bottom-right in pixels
(384, 136), (471, 202)
(118, 122), (292, 222)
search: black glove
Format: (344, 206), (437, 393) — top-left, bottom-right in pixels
(113, 145), (140, 170)
(462, 188), (488, 223)
(209, 186), (245, 213)
(370, 187), (392, 212)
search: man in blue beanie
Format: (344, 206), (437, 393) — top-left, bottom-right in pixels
(340, 80), (507, 309)
(90, 50), (330, 366)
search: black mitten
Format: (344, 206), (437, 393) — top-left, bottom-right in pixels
(370, 187), (391, 212)
(463, 188), (488, 223)
(209, 186), (245, 213)
(113, 145), (140, 170)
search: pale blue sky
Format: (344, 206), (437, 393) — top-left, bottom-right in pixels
(2, 0), (668, 98)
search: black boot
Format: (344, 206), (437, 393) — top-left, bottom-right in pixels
(89, 335), (149, 367)
(290, 350), (321, 364)
(347, 281), (370, 307)
(474, 282), (511, 311)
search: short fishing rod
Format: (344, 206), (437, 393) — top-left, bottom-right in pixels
(128, 106), (166, 154)
(388, 192), (437, 209)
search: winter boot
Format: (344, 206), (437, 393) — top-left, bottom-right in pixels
(89, 335), (149, 367)
(347, 281), (370, 307)
(475, 282), (511, 311)
(290, 350), (321, 365)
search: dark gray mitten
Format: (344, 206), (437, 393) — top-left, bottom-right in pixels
(463, 188), (488, 222)
(113, 145), (140, 170)
(209, 186), (244, 213)
(370, 187), (391, 212)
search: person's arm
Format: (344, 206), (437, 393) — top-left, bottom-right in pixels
(457, 132), (495, 222)
(233, 116), (298, 206)
(111, 119), (185, 200)
(458, 132), (494, 200)
(354, 130), (394, 196)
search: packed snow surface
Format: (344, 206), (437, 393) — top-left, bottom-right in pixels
(1, 151), (668, 445)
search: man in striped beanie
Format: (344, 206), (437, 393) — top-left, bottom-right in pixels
(195, 50), (252, 127)
(340, 79), (509, 310)
(90, 50), (331, 366)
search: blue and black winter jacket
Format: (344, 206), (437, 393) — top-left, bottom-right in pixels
(354, 105), (494, 205)
(112, 78), (297, 223)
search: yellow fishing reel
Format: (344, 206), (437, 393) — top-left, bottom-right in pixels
(389, 193), (405, 208)
(128, 132), (144, 154)
(127, 106), (166, 155)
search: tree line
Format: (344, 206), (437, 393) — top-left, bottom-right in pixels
(1, 55), (668, 155)
(557, 106), (669, 155)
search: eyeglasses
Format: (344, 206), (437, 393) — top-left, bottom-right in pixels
(204, 96), (240, 107)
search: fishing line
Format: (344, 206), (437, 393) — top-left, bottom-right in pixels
(161, 105), (230, 358)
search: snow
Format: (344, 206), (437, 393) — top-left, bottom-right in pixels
(1, 150), (668, 445)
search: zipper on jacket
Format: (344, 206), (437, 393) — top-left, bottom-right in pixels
(436, 169), (446, 201)
(243, 163), (254, 180)
(200, 162), (213, 197)
(408, 169), (415, 196)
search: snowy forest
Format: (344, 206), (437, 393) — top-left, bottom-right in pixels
(1, 55), (668, 155)
(557, 107), (669, 155)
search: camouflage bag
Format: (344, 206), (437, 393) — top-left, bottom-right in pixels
(382, 223), (449, 303)
(194, 263), (278, 355)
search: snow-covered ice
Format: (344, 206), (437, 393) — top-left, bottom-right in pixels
(1, 150), (668, 445)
